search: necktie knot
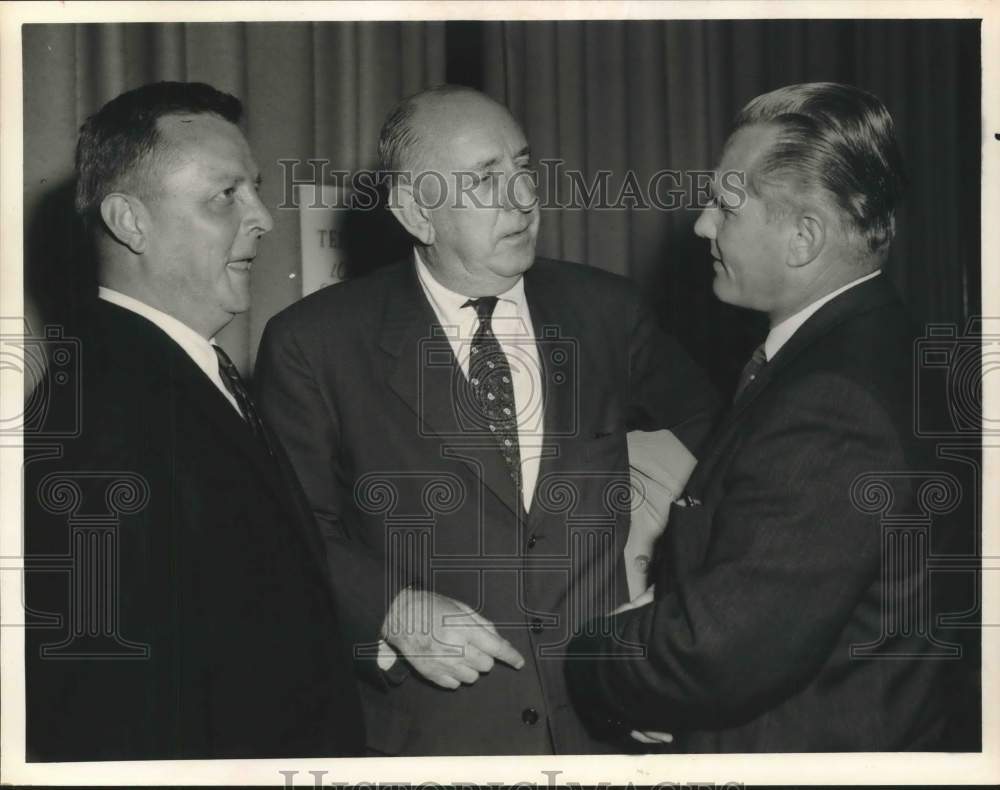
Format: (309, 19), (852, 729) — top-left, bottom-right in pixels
(734, 343), (768, 402)
(463, 296), (500, 328)
(213, 344), (238, 376)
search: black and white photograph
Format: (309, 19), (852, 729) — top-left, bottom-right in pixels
(1, 1), (996, 786)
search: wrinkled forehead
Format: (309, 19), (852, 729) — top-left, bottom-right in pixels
(154, 112), (256, 173)
(410, 93), (527, 171)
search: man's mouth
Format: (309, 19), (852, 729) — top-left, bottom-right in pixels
(227, 258), (254, 273)
(502, 225), (531, 242)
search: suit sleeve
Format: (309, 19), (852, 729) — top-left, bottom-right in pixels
(626, 290), (720, 455)
(567, 371), (903, 731)
(255, 318), (392, 672)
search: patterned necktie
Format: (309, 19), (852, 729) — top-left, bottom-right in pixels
(213, 344), (274, 456)
(464, 296), (521, 490)
(733, 343), (768, 402)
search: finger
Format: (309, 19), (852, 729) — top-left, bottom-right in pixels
(630, 729), (673, 744)
(450, 662), (481, 685)
(424, 675), (462, 689)
(469, 629), (525, 669)
(461, 642), (495, 674)
(466, 609), (500, 636)
(422, 669), (461, 690)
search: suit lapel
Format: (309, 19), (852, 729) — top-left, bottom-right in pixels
(691, 275), (901, 488)
(381, 262), (523, 517)
(95, 301), (292, 508)
(521, 263), (581, 499)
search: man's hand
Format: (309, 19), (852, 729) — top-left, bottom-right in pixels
(630, 729), (674, 745)
(382, 588), (525, 689)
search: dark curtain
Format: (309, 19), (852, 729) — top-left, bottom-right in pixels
(23, 20), (980, 387)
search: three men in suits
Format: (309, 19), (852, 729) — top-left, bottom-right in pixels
(566, 83), (961, 751)
(255, 85), (719, 755)
(24, 82), (364, 760)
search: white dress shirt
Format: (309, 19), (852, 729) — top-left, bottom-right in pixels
(98, 286), (243, 416)
(763, 270), (882, 361)
(414, 251), (544, 512)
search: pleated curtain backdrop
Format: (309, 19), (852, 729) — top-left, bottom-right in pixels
(23, 20), (979, 386)
(483, 20), (981, 388)
(23, 22), (445, 373)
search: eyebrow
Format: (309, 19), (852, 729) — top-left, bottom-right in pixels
(206, 171), (263, 187)
(468, 146), (532, 172)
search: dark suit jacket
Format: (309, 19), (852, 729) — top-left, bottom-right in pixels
(255, 257), (719, 755)
(565, 275), (966, 751)
(24, 300), (364, 761)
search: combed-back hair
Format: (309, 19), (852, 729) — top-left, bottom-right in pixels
(733, 82), (906, 256)
(75, 81), (243, 228)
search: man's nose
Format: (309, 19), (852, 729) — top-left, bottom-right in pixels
(246, 191), (275, 236)
(693, 207), (717, 239)
(504, 170), (538, 214)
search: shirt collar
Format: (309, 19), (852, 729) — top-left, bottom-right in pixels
(98, 286), (223, 377)
(764, 269), (882, 361)
(413, 249), (527, 331)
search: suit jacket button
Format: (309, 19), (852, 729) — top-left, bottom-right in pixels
(526, 534), (537, 549)
(521, 707), (539, 725)
(530, 617), (543, 634)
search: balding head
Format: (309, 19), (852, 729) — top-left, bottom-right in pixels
(378, 85), (505, 176)
(378, 85), (540, 297)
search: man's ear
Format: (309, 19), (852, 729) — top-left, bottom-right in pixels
(387, 183), (435, 246)
(787, 210), (826, 268)
(99, 193), (149, 255)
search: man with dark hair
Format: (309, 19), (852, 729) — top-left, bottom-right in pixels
(255, 85), (719, 755)
(565, 82), (962, 751)
(24, 81), (363, 760)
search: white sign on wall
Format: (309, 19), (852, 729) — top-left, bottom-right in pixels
(297, 184), (352, 297)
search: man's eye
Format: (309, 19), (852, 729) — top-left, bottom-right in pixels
(710, 196), (732, 214)
(218, 187), (237, 200)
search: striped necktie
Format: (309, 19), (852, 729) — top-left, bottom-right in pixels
(734, 343), (767, 402)
(213, 344), (275, 456)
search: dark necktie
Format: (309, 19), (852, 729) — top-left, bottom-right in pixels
(734, 343), (768, 402)
(213, 344), (274, 456)
(463, 296), (521, 490)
